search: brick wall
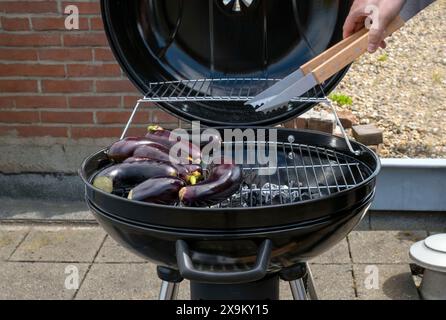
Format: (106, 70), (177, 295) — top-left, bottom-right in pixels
(0, 0), (179, 140)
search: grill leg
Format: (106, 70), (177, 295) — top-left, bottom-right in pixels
(159, 281), (180, 300)
(157, 266), (183, 301)
(289, 279), (308, 300)
(306, 263), (319, 300)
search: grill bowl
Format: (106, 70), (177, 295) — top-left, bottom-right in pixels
(80, 128), (380, 281)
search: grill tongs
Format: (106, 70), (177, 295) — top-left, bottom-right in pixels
(247, 0), (435, 113)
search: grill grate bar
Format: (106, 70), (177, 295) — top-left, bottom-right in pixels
(195, 141), (371, 208)
(141, 78), (329, 103)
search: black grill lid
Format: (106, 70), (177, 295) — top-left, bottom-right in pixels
(101, 0), (352, 126)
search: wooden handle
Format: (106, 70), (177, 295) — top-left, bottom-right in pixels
(301, 28), (368, 75)
(312, 15), (406, 84)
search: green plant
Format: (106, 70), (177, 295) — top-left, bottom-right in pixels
(432, 71), (443, 84)
(329, 93), (353, 106)
(377, 53), (388, 62)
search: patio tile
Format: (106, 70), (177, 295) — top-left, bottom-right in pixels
(10, 226), (106, 262)
(0, 262), (88, 300)
(75, 263), (160, 300)
(311, 239), (351, 264)
(308, 264), (356, 300)
(353, 264), (419, 300)
(348, 231), (427, 264)
(95, 236), (147, 263)
(0, 226), (29, 260)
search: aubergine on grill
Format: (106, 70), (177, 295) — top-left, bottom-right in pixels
(145, 126), (201, 164)
(124, 157), (202, 184)
(107, 137), (169, 163)
(133, 145), (173, 163)
(148, 124), (222, 149)
(93, 161), (178, 193)
(179, 161), (243, 207)
(128, 177), (186, 205)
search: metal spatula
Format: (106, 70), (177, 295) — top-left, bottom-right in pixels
(246, 0), (435, 113)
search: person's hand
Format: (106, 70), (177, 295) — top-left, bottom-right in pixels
(343, 0), (406, 53)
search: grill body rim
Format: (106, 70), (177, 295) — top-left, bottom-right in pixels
(80, 128), (380, 230)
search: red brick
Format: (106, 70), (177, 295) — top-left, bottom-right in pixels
(0, 80), (38, 93)
(15, 96), (67, 109)
(16, 126), (68, 138)
(90, 17), (103, 30)
(337, 110), (359, 129)
(96, 111), (150, 124)
(352, 125), (384, 145)
(62, 2), (101, 14)
(283, 117), (307, 129)
(39, 48), (92, 61)
(0, 63), (65, 77)
(41, 111), (93, 124)
(151, 110), (179, 124)
(94, 48), (115, 61)
(42, 80), (93, 93)
(67, 63), (121, 77)
(32, 17), (89, 31)
(71, 127), (122, 139)
(0, 48), (38, 61)
(307, 118), (335, 134)
(69, 96), (121, 109)
(0, 34), (61, 47)
(71, 126), (146, 139)
(0, 97), (15, 108)
(0, 2), (58, 14)
(0, 111), (39, 124)
(123, 95), (151, 108)
(96, 80), (138, 93)
(63, 33), (108, 46)
(1, 17), (30, 31)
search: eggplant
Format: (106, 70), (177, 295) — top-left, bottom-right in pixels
(179, 162), (243, 207)
(92, 161), (178, 193)
(128, 177), (186, 205)
(107, 137), (168, 162)
(123, 157), (202, 184)
(145, 127), (201, 164)
(133, 145), (172, 163)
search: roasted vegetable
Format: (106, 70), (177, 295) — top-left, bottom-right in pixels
(128, 177), (186, 205)
(179, 162), (243, 207)
(145, 126), (201, 164)
(123, 157), (202, 184)
(92, 161), (178, 193)
(133, 145), (172, 163)
(107, 137), (168, 162)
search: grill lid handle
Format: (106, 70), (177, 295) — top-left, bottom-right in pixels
(176, 239), (272, 284)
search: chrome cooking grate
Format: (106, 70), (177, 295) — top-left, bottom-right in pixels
(206, 140), (372, 208)
(140, 78), (328, 103)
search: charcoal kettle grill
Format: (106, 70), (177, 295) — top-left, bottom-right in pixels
(80, 0), (381, 300)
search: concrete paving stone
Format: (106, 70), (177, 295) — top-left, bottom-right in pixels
(348, 231), (427, 264)
(311, 239), (351, 264)
(370, 212), (446, 232)
(95, 236), (147, 263)
(0, 262), (88, 300)
(307, 264), (356, 300)
(10, 226), (106, 262)
(0, 226), (29, 260)
(353, 264), (419, 300)
(75, 263), (161, 300)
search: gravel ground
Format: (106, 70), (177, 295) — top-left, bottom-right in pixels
(332, 0), (445, 158)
